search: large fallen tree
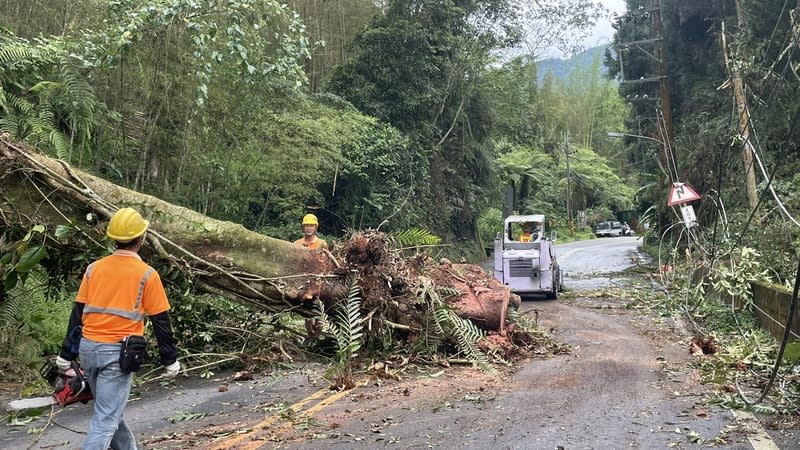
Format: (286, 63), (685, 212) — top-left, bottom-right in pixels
(0, 134), (519, 341)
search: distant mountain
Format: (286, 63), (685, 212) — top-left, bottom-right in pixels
(536, 45), (612, 83)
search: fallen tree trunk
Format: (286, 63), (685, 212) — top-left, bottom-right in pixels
(1, 134), (340, 313)
(0, 134), (517, 332)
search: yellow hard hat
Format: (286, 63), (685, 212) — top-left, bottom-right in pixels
(302, 214), (319, 226)
(107, 208), (149, 242)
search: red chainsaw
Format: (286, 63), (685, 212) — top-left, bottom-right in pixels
(6, 359), (94, 411)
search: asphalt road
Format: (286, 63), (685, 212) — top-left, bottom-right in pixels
(556, 235), (645, 291)
(2, 236), (795, 449)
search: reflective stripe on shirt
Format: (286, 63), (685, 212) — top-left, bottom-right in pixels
(82, 267), (154, 322)
(85, 262), (96, 279)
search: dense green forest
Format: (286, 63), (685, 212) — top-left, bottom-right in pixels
(0, 0), (625, 256)
(2, 0), (800, 383)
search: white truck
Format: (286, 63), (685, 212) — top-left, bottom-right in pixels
(594, 220), (623, 237)
(492, 214), (563, 299)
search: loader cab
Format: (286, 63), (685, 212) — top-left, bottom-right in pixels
(493, 214), (563, 299)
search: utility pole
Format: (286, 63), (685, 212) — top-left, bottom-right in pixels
(720, 5), (758, 210)
(614, 0), (674, 236)
(653, 0), (673, 143)
(615, 0), (673, 169)
(564, 132), (572, 222)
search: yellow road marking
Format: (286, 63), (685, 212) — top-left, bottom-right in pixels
(210, 387), (333, 450)
(237, 386), (356, 450)
(296, 387), (351, 419)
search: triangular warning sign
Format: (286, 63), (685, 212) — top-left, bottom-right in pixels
(667, 182), (701, 206)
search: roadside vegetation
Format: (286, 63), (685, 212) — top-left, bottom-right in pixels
(1, 0), (799, 426)
(621, 236), (800, 419)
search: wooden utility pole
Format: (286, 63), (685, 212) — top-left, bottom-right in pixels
(721, 18), (759, 210)
(614, 0), (674, 236)
(615, 0), (674, 168)
(564, 132), (572, 221)
(653, 0), (673, 143)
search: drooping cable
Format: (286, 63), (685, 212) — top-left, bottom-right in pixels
(742, 96), (800, 228)
(737, 252), (800, 406)
(731, 93), (800, 405)
(734, 98), (800, 248)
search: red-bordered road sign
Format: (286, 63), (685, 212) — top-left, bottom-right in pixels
(667, 182), (700, 206)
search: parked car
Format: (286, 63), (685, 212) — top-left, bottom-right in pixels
(595, 221), (623, 237)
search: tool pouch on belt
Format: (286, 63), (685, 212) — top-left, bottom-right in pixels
(119, 335), (147, 373)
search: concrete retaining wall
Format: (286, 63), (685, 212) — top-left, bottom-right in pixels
(748, 281), (800, 341)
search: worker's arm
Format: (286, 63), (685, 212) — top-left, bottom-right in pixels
(150, 311), (179, 366)
(59, 302), (85, 360)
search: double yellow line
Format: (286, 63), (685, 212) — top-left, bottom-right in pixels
(210, 386), (352, 450)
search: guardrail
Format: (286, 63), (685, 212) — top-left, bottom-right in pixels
(746, 281), (800, 341)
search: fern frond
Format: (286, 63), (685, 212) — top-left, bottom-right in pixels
(58, 57), (96, 141)
(450, 312), (492, 371)
(0, 291), (25, 327)
(390, 228), (442, 247)
(324, 277), (365, 388)
(7, 92), (35, 116)
(0, 84), (7, 113)
(332, 278), (364, 356)
(421, 277), (493, 373)
(0, 38), (95, 160)
(309, 298), (329, 333)
(435, 285), (462, 300)
(0, 43), (37, 65)
(0, 114), (20, 136)
(0, 270), (51, 367)
(743, 402), (778, 415)
(506, 307), (537, 331)
(311, 298), (326, 320)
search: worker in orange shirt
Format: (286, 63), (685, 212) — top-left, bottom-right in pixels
(56, 207), (180, 450)
(294, 213), (328, 341)
(294, 213), (328, 250)
(518, 223), (534, 242)
(518, 222), (543, 242)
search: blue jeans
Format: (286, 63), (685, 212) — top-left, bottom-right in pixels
(79, 338), (137, 450)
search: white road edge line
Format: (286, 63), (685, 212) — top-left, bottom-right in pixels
(731, 410), (780, 450)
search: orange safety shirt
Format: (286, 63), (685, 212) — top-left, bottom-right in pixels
(77, 250), (170, 343)
(294, 237), (328, 250)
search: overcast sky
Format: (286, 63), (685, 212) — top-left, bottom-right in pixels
(586, 0), (628, 49)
